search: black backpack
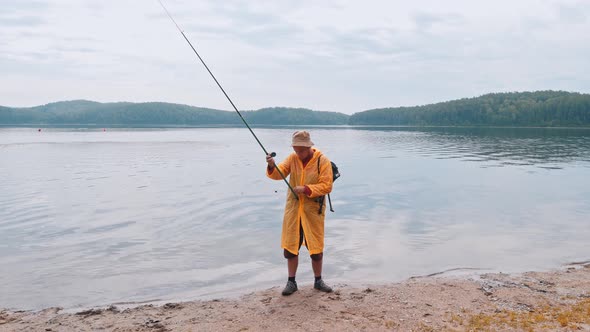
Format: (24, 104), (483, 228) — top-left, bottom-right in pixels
(317, 156), (340, 213)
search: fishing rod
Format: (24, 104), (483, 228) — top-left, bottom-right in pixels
(157, 0), (298, 199)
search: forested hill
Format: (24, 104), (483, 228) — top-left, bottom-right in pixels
(0, 101), (349, 126)
(349, 91), (590, 126)
(2, 91), (590, 126)
(242, 107), (349, 125)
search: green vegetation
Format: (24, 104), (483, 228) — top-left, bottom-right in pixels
(350, 91), (590, 126)
(242, 107), (349, 125)
(1, 91), (589, 126)
(0, 101), (240, 126)
(0, 100), (347, 126)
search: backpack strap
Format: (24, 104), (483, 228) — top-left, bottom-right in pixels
(316, 155), (334, 213)
(317, 156), (325, 214)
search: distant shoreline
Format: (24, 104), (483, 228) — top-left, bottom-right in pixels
(2, 124), (590, 129)
(2, 91), (590, 127)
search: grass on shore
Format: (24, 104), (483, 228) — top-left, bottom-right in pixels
(448, 298), (590, 331)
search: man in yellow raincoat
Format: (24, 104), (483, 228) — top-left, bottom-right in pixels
(266, 130), (334, 296)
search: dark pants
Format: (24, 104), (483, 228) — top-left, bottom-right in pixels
(283, 223), (323, 261)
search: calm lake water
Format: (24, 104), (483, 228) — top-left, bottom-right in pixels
(1, 126), (589, 310)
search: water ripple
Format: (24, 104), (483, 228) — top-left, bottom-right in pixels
(366, 127), (590, 169)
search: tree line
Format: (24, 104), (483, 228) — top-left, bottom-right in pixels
(349, 91), (590, 126)
(0, 101), (349, 126)
(1, 91), (589, 126)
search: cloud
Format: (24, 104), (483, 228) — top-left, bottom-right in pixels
(321, 27), (401, 57)
(0, 15), (45, 27)
(412, 11), (465, 31)
(1, 0), (589, 112)
(557, 3), (588, 24)
(162, 2), (304, 49)
(184, 19), (301, 48)
(0, 0), (49, 12)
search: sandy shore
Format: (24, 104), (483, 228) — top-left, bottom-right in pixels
(1, 263), (589, 331)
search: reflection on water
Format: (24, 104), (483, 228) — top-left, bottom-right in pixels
(355, 127), (590, 169)
(0, 127), (589, 310)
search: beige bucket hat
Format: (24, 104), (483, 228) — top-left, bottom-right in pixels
(291, 130), (314, 147)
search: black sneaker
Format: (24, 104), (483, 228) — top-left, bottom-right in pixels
(281, 280), (298, 296)
(314, 279), (333, 293)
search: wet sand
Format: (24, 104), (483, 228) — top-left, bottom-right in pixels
(1, 263), (589, 331)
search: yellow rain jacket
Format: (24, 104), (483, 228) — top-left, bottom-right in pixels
(267, 148), (333, 255)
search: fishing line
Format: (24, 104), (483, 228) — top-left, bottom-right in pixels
(157, 0), (297, 199)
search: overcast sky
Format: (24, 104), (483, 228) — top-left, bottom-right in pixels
(1, 0), (589, 114)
